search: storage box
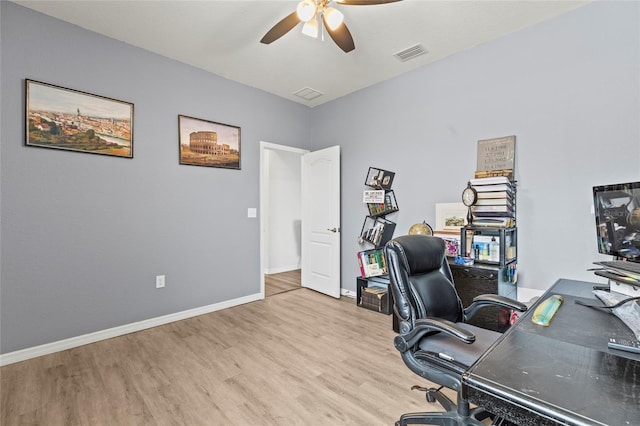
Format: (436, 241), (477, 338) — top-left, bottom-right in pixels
(359, 286), (391, 314)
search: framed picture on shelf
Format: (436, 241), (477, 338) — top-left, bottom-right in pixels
(365, 167), (395, 190)
(25, 79), (134, 158)
(435, 202), (468, 230)
(178, 115), (241, 169)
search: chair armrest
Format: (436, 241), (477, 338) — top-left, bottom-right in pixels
(463, 294), (528, 321)
(394, 317), (475, 353)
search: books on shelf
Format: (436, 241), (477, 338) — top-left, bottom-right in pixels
(474, 169), (514, 180)
(357, 249), (387, 278)
(477, 191), (512, 200)
(468, 175), (516, 226)
(473, 183), (514, 193)
(367, 190), (398, 216)
(470, 176), (512, 186)
(475, 198), (512, 206)
(472, 217), (515, 227)
(472, 205), (513, 214)
(360, 216), (396, 247)
(470, 176), (515, 194)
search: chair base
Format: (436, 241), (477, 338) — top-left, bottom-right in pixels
(397, 387), (494, 426)
(395, 408), (490, 426)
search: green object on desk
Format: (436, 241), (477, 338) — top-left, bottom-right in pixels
(532, 294), (564, 326)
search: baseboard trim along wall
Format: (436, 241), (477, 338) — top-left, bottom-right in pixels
(264, 265), (301, 275)
(0, 293), (263, 367)
(341, 289), (356, 298)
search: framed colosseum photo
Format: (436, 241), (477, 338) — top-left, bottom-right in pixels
(178, 115), (241, 169)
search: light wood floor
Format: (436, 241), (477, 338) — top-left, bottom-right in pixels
(265, 269), (301, 297)
(0, 288), (451, 425)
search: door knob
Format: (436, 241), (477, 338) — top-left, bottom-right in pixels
(327, 227), (340, 233)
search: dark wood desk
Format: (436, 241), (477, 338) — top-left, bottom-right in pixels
(463, 278), (640, 426)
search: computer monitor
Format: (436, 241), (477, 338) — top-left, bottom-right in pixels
(593, 181), (640, 262)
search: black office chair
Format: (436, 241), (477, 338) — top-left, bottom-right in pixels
(385, 235), (527, 426)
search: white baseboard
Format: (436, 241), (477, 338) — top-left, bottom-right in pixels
(341, 289), (356, 298)
(264, 264), (301, 275)
(0, 293), (263, 367)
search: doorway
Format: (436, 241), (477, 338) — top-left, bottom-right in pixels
(260, 142), (342, 299)
(260, 142), (308, 297)
(265, 269), (302, 297)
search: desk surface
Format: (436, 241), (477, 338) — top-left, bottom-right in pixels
(463, 278), (640, 426)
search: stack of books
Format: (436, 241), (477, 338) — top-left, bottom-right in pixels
(470, 176), (515, 227)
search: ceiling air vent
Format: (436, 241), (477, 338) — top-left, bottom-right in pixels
(294, 87), (324, 101)
(393, 43), (427, 62)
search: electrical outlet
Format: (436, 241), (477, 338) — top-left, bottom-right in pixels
(156, 275), (165, 289)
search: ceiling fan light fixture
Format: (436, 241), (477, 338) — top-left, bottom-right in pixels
(301, 18), (319, 38)
(324, 7), (344, 31)
(296, 0), (316, 22)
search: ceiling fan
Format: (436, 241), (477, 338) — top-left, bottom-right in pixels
(260, 0), (402, 53)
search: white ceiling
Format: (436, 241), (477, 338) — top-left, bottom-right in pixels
(13, 0), (590, 107)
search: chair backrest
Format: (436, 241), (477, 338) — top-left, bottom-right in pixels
(385, 235), (464, 331)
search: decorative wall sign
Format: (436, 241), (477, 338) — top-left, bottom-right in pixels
(178, 115), (241, 169)
(26, 79), (134, 158)
(363, 190), (385, 203)
(476, 135), (515, 175)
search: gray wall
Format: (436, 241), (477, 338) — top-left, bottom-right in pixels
(311, 1), (639, 294)
(2, 1), (639, 355)
(0, 2), (311, 354)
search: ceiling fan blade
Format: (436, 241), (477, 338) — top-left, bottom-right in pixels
(260, 11), (301, 44)
(336, 0), (402, 5)
(322, 16), (355, 53)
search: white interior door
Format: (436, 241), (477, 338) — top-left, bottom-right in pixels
(301, 146), (341, 298)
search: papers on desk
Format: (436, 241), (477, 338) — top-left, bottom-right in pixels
(594, 290), (640, 339)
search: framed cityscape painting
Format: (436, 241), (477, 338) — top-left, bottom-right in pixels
(25, 79), (134, 158)
(178, 115), (241, 169)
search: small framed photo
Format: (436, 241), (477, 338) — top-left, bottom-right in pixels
(178, 115), (240, 169)
(435, 202), (468, 230)
(364, 167), (395, 190)
(26, 79), (134, 158)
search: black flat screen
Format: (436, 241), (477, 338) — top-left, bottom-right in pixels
(593, 181), (640, 261)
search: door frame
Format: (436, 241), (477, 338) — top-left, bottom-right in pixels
(259, 141), (309, 298)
